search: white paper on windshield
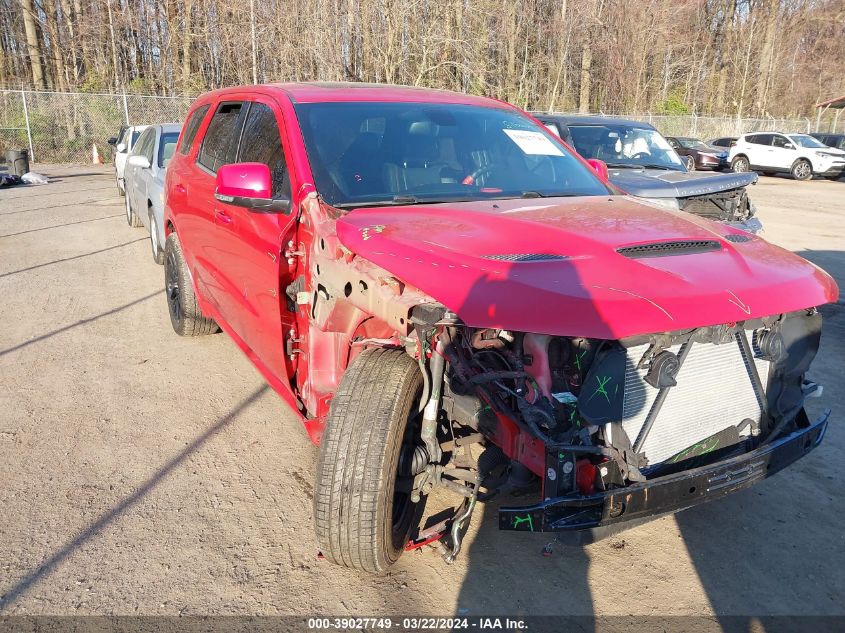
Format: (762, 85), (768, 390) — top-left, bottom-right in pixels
(503, 129), (564, 156)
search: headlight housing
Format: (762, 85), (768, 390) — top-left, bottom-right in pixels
(637, 197), (681, 211)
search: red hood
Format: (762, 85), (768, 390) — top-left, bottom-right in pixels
(335, 196), (838, 338)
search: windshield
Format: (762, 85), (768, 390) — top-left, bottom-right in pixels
(294, 102), (610, 208)
(568, 124), (684, 170)
(788, 134), (828, 149)
(158, 131), (180, 167)
(677, 138), (710, 151)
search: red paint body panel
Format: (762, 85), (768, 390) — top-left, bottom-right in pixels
(336, 197), (838, 338)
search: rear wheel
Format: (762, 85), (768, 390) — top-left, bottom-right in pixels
(149, 210), (165, 265)
(164, 233), (218, 336)
(731, 156), (750, 173)
(685, 155), (695, 171)
(314, 347), (425, 573)
(125, 194), (143, 227)
(791, 159), (812, 181)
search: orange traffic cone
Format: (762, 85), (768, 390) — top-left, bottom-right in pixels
(92, 143), (104, 164)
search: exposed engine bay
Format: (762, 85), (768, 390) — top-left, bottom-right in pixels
(679, 187), (754, 223)
(406, 305), (823, 551)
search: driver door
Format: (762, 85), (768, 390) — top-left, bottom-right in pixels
(213, 97), (298, 383)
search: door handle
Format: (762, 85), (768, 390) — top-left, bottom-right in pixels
(214, 210), (233, 225)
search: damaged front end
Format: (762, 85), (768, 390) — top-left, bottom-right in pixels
(422, 307), (828, 539)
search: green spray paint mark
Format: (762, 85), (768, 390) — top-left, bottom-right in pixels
(512, 514), (534, 531)
(574, 350), (588, 371)
(587, 375), (613, 404)
(668, 436), (721, 463)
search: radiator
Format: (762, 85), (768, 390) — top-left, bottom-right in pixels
(618, 339), (770, 465)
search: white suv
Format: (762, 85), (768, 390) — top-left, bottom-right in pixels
(107, 124), (149, 196)
(729, 132), (845, 181)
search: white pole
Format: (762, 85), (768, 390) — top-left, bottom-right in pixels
(122, 92), (130, 125)
(21, 89), (35, 163)
(250, 0), (258, 84)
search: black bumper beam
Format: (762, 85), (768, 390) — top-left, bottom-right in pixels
(499, 409), (830, 540)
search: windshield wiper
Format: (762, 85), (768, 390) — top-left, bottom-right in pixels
(639, 164), (682, 171)
(520, 191), (546, 198)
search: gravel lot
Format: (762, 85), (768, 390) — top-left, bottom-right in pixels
(0, 166), (843, 619)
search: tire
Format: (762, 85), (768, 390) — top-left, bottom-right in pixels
(125, 193), (143, 227)
(117, 176), (125, 197)
(731, 156), (750, 173)
(314, 347), (425, 573)
(149, 209), (165, 265)
(685, 155), (695, 171)
(164, 232), (219, 336)
(791, 159), (812, 181)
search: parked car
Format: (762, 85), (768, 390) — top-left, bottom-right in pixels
(107, 124), (148, 196)
(164, 83), (836, 573)
(534, 115), (760, 232)
(708, 136), (738, 149)
(810, 132), (845, 151)
(729, 132), (845, 180)
(123, 123), (182, 264)
(665, 136), (726, 171)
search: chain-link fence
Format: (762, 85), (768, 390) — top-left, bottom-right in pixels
(0, 90), (194, 164)
(0, 89), (822, 165)
(589, 113), (814, 139)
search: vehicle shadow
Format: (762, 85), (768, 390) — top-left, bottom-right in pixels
(450, 238), (844, 626)
(446, 244), (620, 627)
(0, 238), (146, 279)
(0, 290), (162, 357)
(0, 385), (270, 611)
(0, 213), (123, 238)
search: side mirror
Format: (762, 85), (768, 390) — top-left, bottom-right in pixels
(116, 142), (127, 153)
(128, 155), (151, 169)
(586, 158), (609, 181)
(784, 142), (794, 149)
(107, 137), (118, 146)
(214, 162), (290, 213)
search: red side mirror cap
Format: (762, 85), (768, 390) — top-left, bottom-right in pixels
(215, 162), (272, 200)
(586, 158), (609, 181)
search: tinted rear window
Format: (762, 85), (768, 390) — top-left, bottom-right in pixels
(179, 105), (210, 155)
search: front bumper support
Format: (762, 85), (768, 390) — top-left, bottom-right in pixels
(499, 409), (829, 540)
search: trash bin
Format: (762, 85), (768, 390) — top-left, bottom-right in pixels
(5, 149), (30, 177)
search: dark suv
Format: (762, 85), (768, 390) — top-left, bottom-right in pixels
(534, 114), (760, 232)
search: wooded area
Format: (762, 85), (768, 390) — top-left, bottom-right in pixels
(1, 0), (843, 117)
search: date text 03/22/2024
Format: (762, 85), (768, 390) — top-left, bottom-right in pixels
(306, 617), (528, 630)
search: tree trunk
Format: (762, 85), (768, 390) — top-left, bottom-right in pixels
(578, 45), (591, 113)
(20, 0), (46, 88)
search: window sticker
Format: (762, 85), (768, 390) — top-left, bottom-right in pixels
(503, 129), (564, 156)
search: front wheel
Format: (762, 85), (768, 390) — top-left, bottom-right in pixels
(685, 155), (695, 171)
(314, 347), (425, 573)
(791, 159), (813, 181)
(164, 233), (219, 336)
(731, 156), (750, 173)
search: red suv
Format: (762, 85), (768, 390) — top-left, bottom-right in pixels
(163, 83), (836, 573)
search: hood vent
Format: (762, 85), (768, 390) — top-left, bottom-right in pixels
(482, 253), (568, 262)
(617, 240), (722, 259)
(725, 233), (753, 243)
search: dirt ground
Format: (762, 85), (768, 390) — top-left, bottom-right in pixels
(0, 166), (843, 621)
